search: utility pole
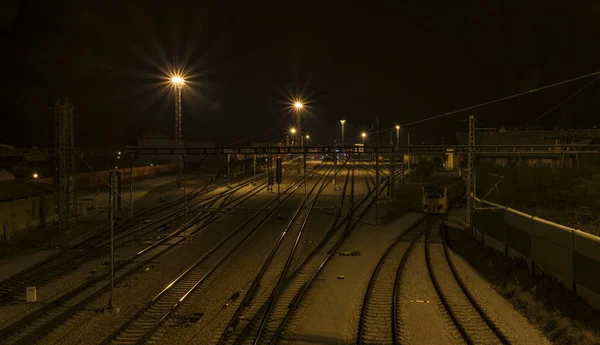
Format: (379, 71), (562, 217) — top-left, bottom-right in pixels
(108, 172), (117, 311)
(129, 156), (133, 220)
(304, 152), (308, 216)
(253, 154), (257, 185)
(227, 154), (231, 187)
(466, 115), (476, 229)
(53, 99), (75, 233)
(375, 116), (379, 226)
(407, 132), (411, 172)
(183, 155), (187, 211)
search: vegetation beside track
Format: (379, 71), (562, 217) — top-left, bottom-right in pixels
(446, 226), (600, 345)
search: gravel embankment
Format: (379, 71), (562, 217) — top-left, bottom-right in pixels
(284, 211), (423, 345)
(447, 248), (552, 345)
(0, 187), (219, 329)
(428, 243), (503, 345)
(35, 189), (273, 345)
(154, 195), (305, 345)
(398, 242), (464, 345)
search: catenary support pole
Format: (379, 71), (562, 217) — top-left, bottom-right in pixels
(129, 157), (133, 220)
(108, 172), (116, 310)
(183, 155), (187, 211)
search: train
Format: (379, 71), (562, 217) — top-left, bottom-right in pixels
(421, 176), (465, 214)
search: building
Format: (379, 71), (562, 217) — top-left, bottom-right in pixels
(0, 169), (14, 181)
(0, 180), (55, 240)
(456, 129), (600, 168)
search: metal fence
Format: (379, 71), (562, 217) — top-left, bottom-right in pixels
(471, 196), (600, 310)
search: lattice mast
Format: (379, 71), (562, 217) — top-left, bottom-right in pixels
(54, 98), (75, 232)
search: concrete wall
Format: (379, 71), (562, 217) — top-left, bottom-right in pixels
(0, 194), (55, 240)
(472, 196), (600, 310)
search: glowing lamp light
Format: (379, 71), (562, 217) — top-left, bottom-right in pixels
(33, 173), (39, 179)
(290, 128), (296, 134)
(306, 135), (310, 139)
(171, 76), (185, 85)
(396, 125), (400, 130)
(361, 132), (367, 138)
(294, 102), (303, 109)
(340, 120), (346, 124)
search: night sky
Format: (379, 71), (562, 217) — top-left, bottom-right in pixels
(2, 1), (600, 148)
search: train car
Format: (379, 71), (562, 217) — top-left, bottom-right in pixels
(421, 177), (464, 214)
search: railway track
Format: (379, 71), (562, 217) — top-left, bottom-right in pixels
(0, 174), (264, 305)
(0, 178), (268, 345)
(214, 163), (339, 345)
(357, 216), (429, 345)
(98, 166), (326, 345)
(423, 219), (510, 345)
(230, 164), (393, 345)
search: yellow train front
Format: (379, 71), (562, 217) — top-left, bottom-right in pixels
(421, 179), (464, 214)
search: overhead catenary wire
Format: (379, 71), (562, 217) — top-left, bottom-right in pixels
(375, 69), (600, 133)
(515, 74), (600, 130)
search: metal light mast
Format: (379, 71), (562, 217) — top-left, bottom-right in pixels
(54, 98), (75, 233)
(340, 120), (346, 147)
(466, 115), (476, 229)
(172, 77), (184, 188)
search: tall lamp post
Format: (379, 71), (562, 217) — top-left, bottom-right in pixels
(171, 76), (184, 189)
(294, 102), (304, 147)
(361, 132), (367, 146)
(290, 127), (296, 146)
(340, 120), (346, 147)
(395, 125), (400, 148)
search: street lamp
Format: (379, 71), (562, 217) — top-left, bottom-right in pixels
(33, 173), (39, 179)
(361, 132), (367, 146)
(171, 75), (185, 189)
(395, 125), (400, 148)
(340, 120), (346, 147)
(290, 127), (296, 146)
(294, 102), (304, 147)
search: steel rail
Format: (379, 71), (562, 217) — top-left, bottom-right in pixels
(98, 168), (322, 345)
(357, 216), (428, 345)
(1, 181), (265, 345)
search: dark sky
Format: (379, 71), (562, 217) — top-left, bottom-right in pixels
(2, 0), (600, 147)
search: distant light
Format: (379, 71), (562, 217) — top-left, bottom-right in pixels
(361, 132), (367, 138)
(396, 125), (400, 130)
(290, 128), (296, 134)
(33, 173), (39, 179)
(117, 156), (120, 159)
(115, 166), (118, 169)
(118, 151), (121, 155)
(306, 135), (310, 139)
(294, 102), (303, 109)
(151, 164), (153, 166)
(171, 76), (185, 85)
(340, 120), (346, 124)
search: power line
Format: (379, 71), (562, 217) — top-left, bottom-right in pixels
(515, 75), (600, 130)
(383, 69), (600, 132)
